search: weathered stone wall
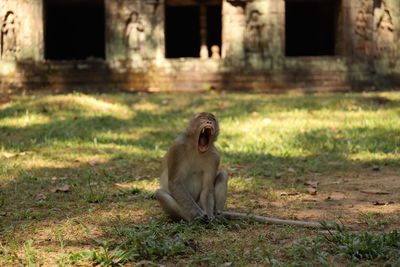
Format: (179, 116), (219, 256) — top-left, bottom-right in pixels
(0, 0), (43, 91)
(0, 0), (399, 92)
(0, 0), (43, 61)
(106, 0), (164, 67)
(348, 0), (399, 86)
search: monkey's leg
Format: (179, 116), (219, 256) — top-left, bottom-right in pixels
(155, 189), (190, 221)
(214, 171), (228, 214)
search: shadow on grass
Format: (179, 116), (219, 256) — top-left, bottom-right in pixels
(0, 92), (399, 253)
(1, 131), (398, 229)
(0, 157), (158, 227)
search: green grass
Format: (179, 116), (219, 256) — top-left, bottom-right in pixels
(0, 91), (400, 266)
(289, 224), (400, 265)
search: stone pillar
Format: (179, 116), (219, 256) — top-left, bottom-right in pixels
(372, 0), (398, 74)
(106, 0), (165, 69)
(141, 1), (165, 63)
(199, 3), (208, 59)
(221, 0), (246, 67)
(0, 0), (43, 62)
(244, 0), (275, 70)
(105, 0), (132, 63)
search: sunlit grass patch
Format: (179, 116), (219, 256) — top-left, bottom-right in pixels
(2, 93), (132, 117)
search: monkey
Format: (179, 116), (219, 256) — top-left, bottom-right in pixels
(155, 113), (350, 229)
(155, 112), (227, 222)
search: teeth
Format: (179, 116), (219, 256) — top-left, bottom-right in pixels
(202, 128), (205, 134)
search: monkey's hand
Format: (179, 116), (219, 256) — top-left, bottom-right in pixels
(194, 213), (209, 223)
(194, 213), (218, 224)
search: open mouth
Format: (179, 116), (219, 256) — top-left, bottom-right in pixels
(198, 126), (213, 153)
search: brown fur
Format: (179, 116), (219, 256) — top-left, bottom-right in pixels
(155, 113), (227, 221)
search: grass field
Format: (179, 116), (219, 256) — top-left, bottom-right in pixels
(0, 91), (399, 266)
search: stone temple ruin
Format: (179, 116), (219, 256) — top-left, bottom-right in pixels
(0, 0), (399, 92)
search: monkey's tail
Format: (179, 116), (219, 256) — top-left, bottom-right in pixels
(222, 211), (350, 229)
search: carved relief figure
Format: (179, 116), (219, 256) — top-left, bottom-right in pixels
(375, 2), (394, 54)
(244, 10), (264, 54)
(125, 11), (145, 59)
(354, 1), (373, 55)
(355, 10), (368, 39)
(1, 11), (18, 59)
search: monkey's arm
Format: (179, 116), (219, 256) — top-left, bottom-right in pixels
(199, 178), (215, 218)
(167, 145), (205, 220)
(200, 154), (220, 218)
(222, 211), (354, 229)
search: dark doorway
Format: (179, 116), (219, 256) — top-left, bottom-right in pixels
(165, 6), (200, 58)
(285, 0), (340, 57)
(44, 0), (105, 60)
(206, 5), (222, 56)
(165, 1), (222, 59)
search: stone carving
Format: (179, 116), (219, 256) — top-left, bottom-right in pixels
(125, 11), (145, 61)
(374, 1), (394, 54)
(354, 0), (373, 55)
(244, 10), (264, 54)
(211, 45), (221, 60)
(1, 11), (18, 60)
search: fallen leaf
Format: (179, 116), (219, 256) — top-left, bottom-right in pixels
(280, 191), (299, 197)
(287, 167), (296, 173)
(302, 198), (317, 202)
(307, 187), (317, 195)
(88, 160), (97, 166)
(373, 201), (394, 206)
(51, 185), (71, 193)
(34, 193), (47, 201)
(361, 189), (389, 195)
(304, 181), (318, 188)
(372, 165), (381, 171)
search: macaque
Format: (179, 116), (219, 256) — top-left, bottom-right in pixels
(155, 113), (345, 229)
(155, 112), (227, 221)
